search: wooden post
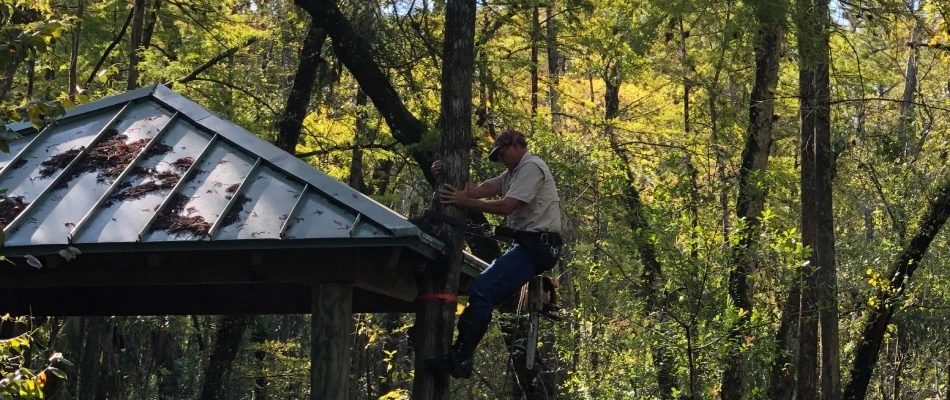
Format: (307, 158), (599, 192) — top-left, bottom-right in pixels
(310, 283), (353, 400)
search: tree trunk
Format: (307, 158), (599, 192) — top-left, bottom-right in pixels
(200, 315), (251, 400)
(722, 0), (785, 397)
(945, 360), (949, 400)
(0, 54), (17, 101)
(796, 0), (834, 397)
(529, 0), (540, 132)
(251, 318), (269, 400)
(411, 0), (475, 398)
(297, 0), (499, 264)
(77, 317), (113, 400)
(843, 180), (950, 399)
(310, 284), (354, 400)
(0, 7), (40, 100)
(796, 0), (839, 398)
(349, 89), (369, 193)
(545, 6), (561, 135)
(68, 0), (83, 101)
(297, 0), (436, 184)
(128, 0), (146, 90)
(897, 0), (920, 162)
(142, 0), (161, 52)
(604, 63), (676, 399)
(891, 324), (905, 400)
(152, 324), (182, 399)
(276, 21), (328, 153)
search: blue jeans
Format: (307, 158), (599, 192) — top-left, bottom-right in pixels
(466, 242), (559, 320)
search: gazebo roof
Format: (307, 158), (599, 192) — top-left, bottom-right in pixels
(0, 85), (485, 315)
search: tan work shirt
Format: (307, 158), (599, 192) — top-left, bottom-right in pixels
(483, 151), (562, 233)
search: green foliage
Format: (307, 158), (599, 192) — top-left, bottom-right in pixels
(0, 317), (70, 399)
(1, 0), (950, 398)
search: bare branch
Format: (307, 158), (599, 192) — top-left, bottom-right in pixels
(86, 8), (134, 86)
(182, 77), (278, 115)
(174, 38), (259, 84)
(295, 143), (399, 159)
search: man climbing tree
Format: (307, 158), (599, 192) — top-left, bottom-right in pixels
(426, 129), (565, 379)
(407, 0), (478, 398)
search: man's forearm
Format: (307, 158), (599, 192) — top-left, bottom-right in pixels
(462, 198), (514, 216)
(468, 182), (501, 199)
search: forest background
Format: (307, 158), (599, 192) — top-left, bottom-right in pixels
(1, 0), (950, 399)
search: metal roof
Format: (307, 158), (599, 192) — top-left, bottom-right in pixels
(0, 85), (448, 259)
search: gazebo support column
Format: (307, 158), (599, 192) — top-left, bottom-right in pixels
(310, 283), (353, 400)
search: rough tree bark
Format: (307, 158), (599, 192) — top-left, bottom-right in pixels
(721, 0), (785, 397)
(411, 0), (475, 398)
(843, 180), (950, 399)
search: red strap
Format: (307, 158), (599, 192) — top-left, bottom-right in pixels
(417, 293), (459, 303)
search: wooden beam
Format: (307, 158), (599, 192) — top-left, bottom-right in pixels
(0, 248), (363, 288)
(0, 285), (413, 315)
(310, 283), (353, 400)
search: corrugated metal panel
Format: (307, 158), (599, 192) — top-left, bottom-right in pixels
(0, 85), (431, 256)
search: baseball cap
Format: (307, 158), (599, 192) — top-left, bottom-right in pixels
(488, 129), (524, 162)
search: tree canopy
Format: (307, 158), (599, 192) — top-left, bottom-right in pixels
(2, 0), (950, 398)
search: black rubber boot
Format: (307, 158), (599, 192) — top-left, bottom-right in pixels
(425, 311), (490, 379)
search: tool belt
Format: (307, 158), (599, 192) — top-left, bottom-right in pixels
(495, 226), (563, 247)
(495, 226), (562, 273)
(421, 210), (563, 273)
